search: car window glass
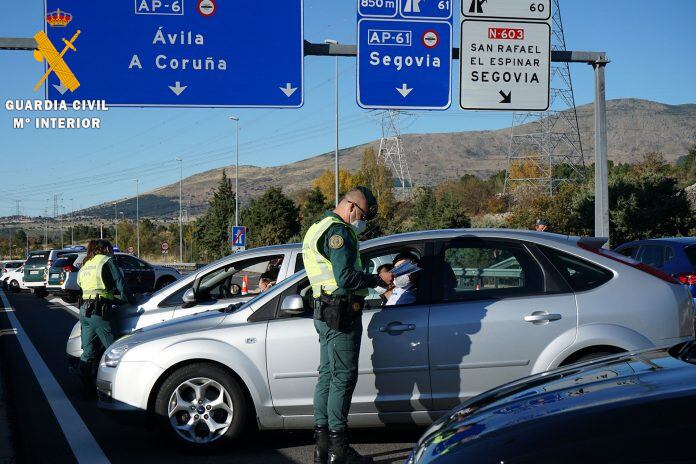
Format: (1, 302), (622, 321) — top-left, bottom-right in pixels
(539, 246), (613, 292)
(118, 255), (149, 268)
(664, 246), (675, 263)
(26, 253), (48, 264)
(198, 255), (285, 301)
(294, 253), (305, 273)
(161, 282), (193, 307)
(636, 245), (665, 268)
(361, 249), (424, 309)
(685, 246), (696, 268)
(52, 255), (78, 268)
(616, 246), (636, 258)
(438, 243), (542, 302)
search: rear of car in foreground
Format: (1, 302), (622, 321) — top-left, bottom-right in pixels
(23, 250), (51, 296)
(408, 341), (696, 464)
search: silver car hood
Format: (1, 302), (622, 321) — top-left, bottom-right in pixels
(122, 310), (230, 346)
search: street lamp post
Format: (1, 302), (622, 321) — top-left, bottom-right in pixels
(70, 198), (74, 245)
(176, 157), (183, 263)
(133, 179), (140, 257)
(325, 39), (340, 207)
(113, 202), (118, 248)
(229, 116), (240, 227)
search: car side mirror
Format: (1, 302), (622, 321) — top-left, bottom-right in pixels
(182, 288), (196, 308)
(280, 295), (306, 316)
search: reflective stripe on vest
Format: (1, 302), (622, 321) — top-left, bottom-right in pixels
(302, 215), (365, 298)
(77, 254), (114, 300)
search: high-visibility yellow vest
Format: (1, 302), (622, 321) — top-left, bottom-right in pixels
(302, 215), (366, 298)
(77, 254), (114, 300)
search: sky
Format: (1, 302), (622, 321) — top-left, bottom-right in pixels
(1, 0), (695, 217)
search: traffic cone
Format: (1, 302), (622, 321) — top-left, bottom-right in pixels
(241, 275), (249, 295)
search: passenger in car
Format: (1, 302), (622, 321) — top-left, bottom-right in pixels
(375, 263), (395, 304)
(386, 252), (421, 306)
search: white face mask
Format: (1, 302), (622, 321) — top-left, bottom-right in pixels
(349, 204), (367, 234)
(394, 274), (412, 289)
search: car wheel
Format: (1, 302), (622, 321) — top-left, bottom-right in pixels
(155, 277), (175, 291)
(154, 363), (248, 448)
(10, 280), (20, 293)
(62, 294), (78, 304)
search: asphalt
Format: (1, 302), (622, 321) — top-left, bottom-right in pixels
(0, 290), (421, 464)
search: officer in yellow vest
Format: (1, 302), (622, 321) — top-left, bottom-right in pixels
(77, 239), (135, 391)
(303, 187), (392, 464)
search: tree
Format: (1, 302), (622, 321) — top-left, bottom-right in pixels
(352, 148), (395, 221)
(313, 169), (355, 205)
(411, 187), (470, 231)
(240, 187), (300, 247)
(299, 187), (329, 236)
(192, 170), (236, 261)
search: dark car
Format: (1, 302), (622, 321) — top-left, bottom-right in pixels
(408, 342), (696, 464)
(615, 238), (696, 302)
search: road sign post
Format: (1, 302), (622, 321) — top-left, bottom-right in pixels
(357, 0), (453, 110)
(43, 1), (304, 107)
(231, 226), (246, 253)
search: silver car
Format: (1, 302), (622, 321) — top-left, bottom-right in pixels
(67, 244), (302, 364)
(96, 230), (694, 448)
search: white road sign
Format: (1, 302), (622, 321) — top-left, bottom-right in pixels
(462, 0), (551, 21)
(460, 19), (550, 110)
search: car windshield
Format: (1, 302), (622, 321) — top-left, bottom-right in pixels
(52, 255), (77, 268)
(223, 269), (307, 314)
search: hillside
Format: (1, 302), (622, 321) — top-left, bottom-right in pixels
(81, 99), (696, 219)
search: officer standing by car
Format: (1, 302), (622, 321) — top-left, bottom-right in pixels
(77, 239), (136, 393)
(303, 187), (392, 464)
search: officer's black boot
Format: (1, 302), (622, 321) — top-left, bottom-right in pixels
(328, 429), (373, 464)
(78, 360), (96, 398)
(314, 425), (329, 464)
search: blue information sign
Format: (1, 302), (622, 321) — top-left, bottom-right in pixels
(232, 226), (247, 248)
(399, 0), (453, 20)
(357, 0), (452, 110)
(43, 0), (304, 107)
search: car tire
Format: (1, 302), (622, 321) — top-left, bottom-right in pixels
(10, 280), (20, 293)
(155, 277), (176, 291)
(154, 363), (249, 449)
(62, 293), (78, 304)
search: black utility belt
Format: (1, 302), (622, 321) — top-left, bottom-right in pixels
(83, 297), (114, 320)
(316, 293), (365, 331)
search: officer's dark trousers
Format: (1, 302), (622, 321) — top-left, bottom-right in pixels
(79, 304), (114, 363)
(313, 318), (362, 431)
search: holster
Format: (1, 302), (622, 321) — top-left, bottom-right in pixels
(315, 292), (365, 332)
(84, 296), (113, 322)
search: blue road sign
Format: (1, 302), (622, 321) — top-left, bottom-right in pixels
(400, 0), (453, 20)
(358, 0), (399, 18)
(357, 18), (452, 110)
(232, 226), (247, 248)
(43, 0), (303, 107)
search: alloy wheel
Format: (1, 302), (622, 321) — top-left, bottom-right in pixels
(167, 377), (234, 444)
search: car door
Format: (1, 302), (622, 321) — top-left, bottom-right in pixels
(428, 238), (577, 411)
(265, 242), (432, 420)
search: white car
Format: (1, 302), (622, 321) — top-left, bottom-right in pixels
(95, 230), (694, 448)
(67, 244), (302, 366)
(1, 265), (27, 292)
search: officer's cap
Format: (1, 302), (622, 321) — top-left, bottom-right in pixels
(356, 186), (378, 221)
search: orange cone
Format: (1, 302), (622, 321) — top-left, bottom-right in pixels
(241, 275), (249, 295)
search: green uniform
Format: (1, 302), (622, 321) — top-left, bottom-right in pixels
(77, 254), (135, 364)
(304, 211), (382, 432)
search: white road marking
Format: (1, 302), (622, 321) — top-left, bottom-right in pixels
(48, 297), (80, 318)
(0, 289), (110, 464)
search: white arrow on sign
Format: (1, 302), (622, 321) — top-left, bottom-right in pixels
(396, 84), (413, 98)
(53, 83), (69, 95)
(280, 83), (298, 97)
(168, 81), (188, 96)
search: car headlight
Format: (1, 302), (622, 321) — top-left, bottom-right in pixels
(101, 342), (138, 368)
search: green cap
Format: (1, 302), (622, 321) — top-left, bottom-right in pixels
(356, 186), (378, 221)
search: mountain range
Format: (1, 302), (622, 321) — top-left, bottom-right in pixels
(80, 98), (696, 220)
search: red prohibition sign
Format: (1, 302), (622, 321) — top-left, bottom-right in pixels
(197, 0), (217, 17)
(422, 30), (439, 48)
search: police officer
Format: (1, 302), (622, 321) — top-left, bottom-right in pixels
(303, 187), (392, 464)
(535, 218), (550, 232)
(77, 239), (136, 391)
